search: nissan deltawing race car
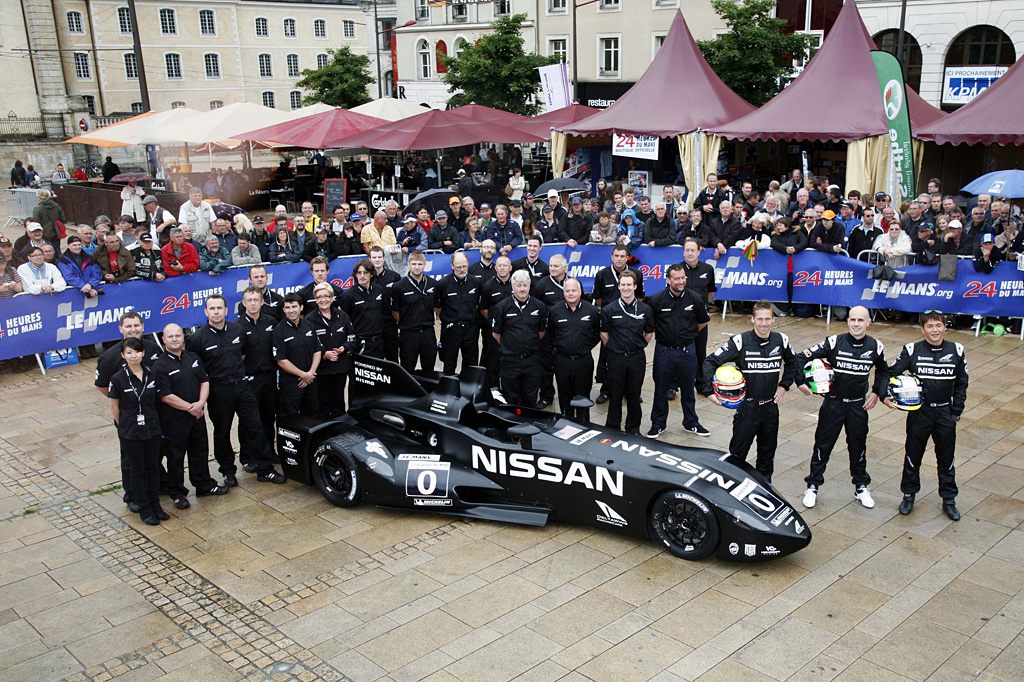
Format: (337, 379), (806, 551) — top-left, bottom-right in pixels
(276, 356), (811, 561)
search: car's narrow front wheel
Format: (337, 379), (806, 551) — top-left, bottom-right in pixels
(649, 490), (719, 560)
(312, 438), (361, 507)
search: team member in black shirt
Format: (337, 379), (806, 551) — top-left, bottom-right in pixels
(235, 265), (284, 321)
(703, 301), (798, 483)
(339, 259), (388, 358)
(298, 257), (338, 315)
(647, 263), (710, 439)
(796, 306), (887, 510)
(885, 311), (969, 521)
(307, 283), (355, 418)
(240, 286), (280, 459)
(434, 251), (480, 375)
(512, 235), (548, 282)
(187, 295), (286, 485)
(600, 270), (654, 435)
(491, 270), (546, 407)
(108, 338), (165, 526)
(547, 277), (601, 422)
(273, 293), (323, 418)
(368, 246), (401, 362)
(531, 254), (569, 408)
(479, 255), (513, 388)
(681, 238), (717, 395)
(153, 324), (228, 510)
(592, 245), (645, 404)
(391, 251), (437, 373)
(468, 239), (497, 281)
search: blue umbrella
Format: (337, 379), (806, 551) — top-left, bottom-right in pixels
(961, 170), (1024, 199)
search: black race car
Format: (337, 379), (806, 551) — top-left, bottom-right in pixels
(276, 356), (811, 561)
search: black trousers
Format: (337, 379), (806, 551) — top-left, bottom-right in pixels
(161, 414), (218, 497)
(207, 382), (278, 476)
(500, 355), (540, 408)
(605, 352), (644, 433)
(595, 344), (608, 393)
(694, 325), (709, 393)
(384, 327), (399, 363)
(901, 405), (958, 500)
(123, 436), (161, 516)
(359, 335), (385, 359)
(399, 327), (437, 373)
(805, 398), (870, 488)
(117, 432), (134, 503)
(538, 334), (555, 403)
(482, 325), (501, 388)
(278, 376), (319, 419)
(317, 372), (348, 419)
(247, 372), (277, 466)
(730, 400), (780, 480)
(553, 353), (594, 422)
(440, 323), (479, 375)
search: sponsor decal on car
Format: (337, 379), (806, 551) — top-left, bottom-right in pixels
(430, 400), (449, 414)
(278, 428), (300, 440)
(365, 441), (388, 459)
(729, 542), (739, 555)
(598, 438), (612, 444)
(570, 430), (601, 445)
(471, 445), (624, 497)
(282, 439), (297, 455)
(744, 544), (756, 557)
(413, 498), (453, 507)
(595, 501), (628, 527)
(553, 425), (583, 440)
(761, 545), (781, 556)
(770, 507), (792, 527)
(398, 454), (440, 461)
(353, 360), (392, 386)
(405, 461), (450, 498)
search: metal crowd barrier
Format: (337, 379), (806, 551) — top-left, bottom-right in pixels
(3, 188), (40, 229)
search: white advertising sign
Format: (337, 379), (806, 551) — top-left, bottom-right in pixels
(537, 63), (571, 113)
(942, 66), (1008, 105)
(612, 134), (659, 160)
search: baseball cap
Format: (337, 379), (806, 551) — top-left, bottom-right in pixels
(840, 201), (853, 210)
(542, 205), (554, 214)
(94, 215), (111, 226)
(27, 223), (42, 232)
(315, 224), (327, 232)
(139, 233), (153, 242)
(253, 215), (265, 224)
(66, 235), (82, 244)
(874, 192), (887, 201)
(510, 199), (522, 207)
(457, 169), (466, 176)
(948, 219), (963, 229)
(917, 223), (933, 231)
(0, 237), (11, 247)
(523, 193), (533, 200)
(827, 184), (840, 192)
(570, 197), (583, 205)
(435, 209), (448, 219)
(480, 203), (491, 210)
(547, 189), (558, 198)
(350, 213), (363, 221)
(142, 195), (158, 205)
(982, 233), (994, 243)
(822, 210), (836, 220)
(402, 214), (417, 224)
(449, 196), (460, 204)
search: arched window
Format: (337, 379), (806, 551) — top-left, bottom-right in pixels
(945, 25), (1016, 67)
(436, 40), (448, 74)
(209, 100), (224, 110)
(290, 91), (302, 110)
(117, 7), (132, 34)
(283, 18), (296, 38)
(159, 8), (177, 35)
(204, 53), (221, 79)
(418, 39), (431, 79)
(255, 17), (269, 37)
(873, 30), (922, 92)
(262, 91), (276, 109)
(258, 53), (273, 78)
(164, 53), (182, 80)
(287, 54), (300, 78)
(171, 101), (186, 109)
(343, 20), (355, 39)
(67, 11), (84, 34)
(199, 9), (216, 36)
(317, 53), (329, 69)
(314, 19), (326, 38)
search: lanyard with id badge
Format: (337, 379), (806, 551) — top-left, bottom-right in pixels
(124, 367), (149, 426)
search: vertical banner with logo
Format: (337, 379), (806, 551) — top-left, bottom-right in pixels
(871, 50), (915, 204)
(537, 63), (571, 112)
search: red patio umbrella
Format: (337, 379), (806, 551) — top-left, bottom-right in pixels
(232, 108), (388, 149)
(326, 107), (549, 150)
(523, 105), (601, 137)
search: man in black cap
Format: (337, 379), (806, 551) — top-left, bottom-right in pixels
(0, 237), (25, 268)
(427, 209), (460, 253)
(562, 197), (593, 246)
(302, 224), (341, 262)
(547, 277), (601, 421)
(132, 233), (164, 281)
(273, 293), (322, 418)
(536, 204), (561, 243)
(434, 251), (480, 374)
(392, 251), (438, 372)
(491, 270), (546, 407)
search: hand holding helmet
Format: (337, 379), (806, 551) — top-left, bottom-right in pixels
(711, 366), (745, 409)
(802, 359), (834, 395)
(885, 374), (923, 411)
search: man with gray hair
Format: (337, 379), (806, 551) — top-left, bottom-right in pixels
(178, 186), (215, 242)
(900, 200), (933, 236)
(643, 201), (675, 247)
(143, 195), (176, 246)
(491, 269), (546, 407)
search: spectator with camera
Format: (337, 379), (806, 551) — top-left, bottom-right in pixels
(162, 227), (200, 277)
(93, 231), (136, 283)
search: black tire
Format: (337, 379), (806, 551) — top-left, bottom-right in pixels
(649, 490), (720, 560)
(312, 436), (361, 507)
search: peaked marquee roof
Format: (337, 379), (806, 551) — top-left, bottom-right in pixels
(917, 56), (1024, 146)
(560, 11), (754, 138)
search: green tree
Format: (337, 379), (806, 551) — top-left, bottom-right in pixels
(440, 14), (558, 116)
(295, 46), (374, 108)
(697, 0), (817, 107)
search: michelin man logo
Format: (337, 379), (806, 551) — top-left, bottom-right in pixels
(365, 441), (388, 459)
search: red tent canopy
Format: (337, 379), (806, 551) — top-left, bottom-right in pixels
(561, 11), (754, 138)
(917, 58), (1024, 146)
(326, 105), (549, 150)
(524, 104), (601, 137)
(712, 1), (944, 142)
(233, 108), (387, 148)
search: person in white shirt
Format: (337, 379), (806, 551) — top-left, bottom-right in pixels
(120, 178), (146, 223)
(178, 187), (215, 242)
(872, 222), (912, 267)
(18, 245), (67, 294)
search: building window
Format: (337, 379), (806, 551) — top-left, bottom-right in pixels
(290, 91), (302, 109)
(548, 0), (567, 12)
(599, 0), (621, 9)
(67, 11), (84, 34)
(495, 0), (511, 15)
(118, 7), (132, 34)
(599, 36), (620, 76)
(317, 53), (329, 69)
(873, 30), (922, 92)
(946, 25), (1016, 67)
(379, 19), (395, 49)
(654, 34), (666, 55)
(262, 91), (276, 109)
(452, 3), (467, 20)
(287, 54), (300, 78)
(418, 39), (431, 79)
(209, 100), (223, 110)
(255, 17), (268, 37)
(343, 20), (355, 39)
(436, 40), (448, 74)
(549, 38), (567, 62)
(159, 8), (177, 36)
(199, 9), (216, 36)
(83, 95), (96, 116)
(171, 101), (186, 109)
(131, 102), (144, 114)
(416, 0), (429, 21)
(283, 18), (296, 38)
(453, 37), (466, 60)
(204, 53), (221, 79)
(74, 53), (91, 80)
(259, 53), (272, 78)
(165, 53), (182, 80)
(314, 19), (326, 38)
(124, 52), (138, 80)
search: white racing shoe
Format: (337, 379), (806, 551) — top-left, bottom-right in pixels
(855, 486), (875, 509)
(802, 486), (817, 509)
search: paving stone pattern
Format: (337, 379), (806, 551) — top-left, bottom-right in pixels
(0, 314), (1023, 682)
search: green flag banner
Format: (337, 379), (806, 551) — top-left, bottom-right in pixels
(872, 50), (915, 203)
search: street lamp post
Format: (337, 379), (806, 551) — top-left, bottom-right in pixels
(358, 13), (416, 100)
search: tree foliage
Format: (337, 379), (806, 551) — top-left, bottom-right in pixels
(295, 46), (374, 108)
(440, 14), (558, 116)
(697, 0), (817, 107)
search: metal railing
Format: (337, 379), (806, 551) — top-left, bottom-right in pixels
(0, 113), (67, 139)
(93, 114), (134, 128)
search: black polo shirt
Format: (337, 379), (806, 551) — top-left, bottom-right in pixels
(95, 337), (162, 390)
(108, 366), (161, 440)
(592, 265), (645, 306)
(339, 282), (387, 337)
(239, 310), (278, 376)
(153, 350), (208, 423)
(469, 260), (496, 283)
(374, 267), (402, 293)
(491, 295), (546, 357)
(479, 275), (512, 315)
(306, 307), (355, 375)
(531, 274), (568, 309)
(434, 274), (480, 324)
(236, 288), (284, 321)
(646, 287), (710, 346)
(600, 298), (654, 354)
(511, 256), (548, 282)
(391, 275), (437, 330)
(272, 317), (322, 373)
(186, 321), (247, 384)
(548, 301), (601, 357)
(682, 261), (717, 302)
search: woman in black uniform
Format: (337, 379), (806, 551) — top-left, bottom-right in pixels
(308, 282), (355, 419)
(108, 337), (166, 525)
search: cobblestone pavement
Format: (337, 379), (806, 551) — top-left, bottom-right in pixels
(1, 313), (1022, 682)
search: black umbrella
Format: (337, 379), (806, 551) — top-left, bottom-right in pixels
(405, 188), (459, 218)
(110, 172), (151, 184)
(210, 202), (244, 220)
(535, 177), (586, 195)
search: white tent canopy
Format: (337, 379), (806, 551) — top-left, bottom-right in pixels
(67, 108), (205, 146)
(159, 101), (294, 145)
(287, 102), (336, 119)
(349, 98), (430, 122)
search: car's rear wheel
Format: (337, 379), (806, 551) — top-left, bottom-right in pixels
(312, 437), (361, 507)
(649, 490), (719, 560)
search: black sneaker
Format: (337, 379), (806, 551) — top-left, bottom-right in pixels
(154, 508), (170, 521)
(242, 463), (258, 473)
(141, 515), (160, 526)
(667, 389), (677, 400)
(173, 496), (190, 510)
(595, 393), (609, 404)
(943, 500), (961, 521)
(257, 471), (287, 484)
(646, 426), (665, 438)
(127, 501), (142, 513)
(223, 474), (238, 487)
(899, 494), (915, 515)
(684, 423), (710, 437)
(197, 485), (229, 497)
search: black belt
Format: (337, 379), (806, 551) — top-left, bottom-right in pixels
(211, 380), (240, 387)
(744, 398), (775, 405)
(658, 342), (695, 349)
(926, 401), (951, 408)
(358, 334), (381, 341)
(826, 395), (865, 403)
(401, 326), (432, 332)
(503, 351), (536, 359)
(558, 351), (591, 361)
(616, 350), (645, 358)
(451, 321), (475, 327)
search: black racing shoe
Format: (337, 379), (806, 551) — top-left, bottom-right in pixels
(127, 501), (142, 513)
(646, 426), (665, 438)
(595, 393), (609, 404)
(173, 496), (190, 510)
(242, 463), (258, 473)
(197, 485), (229, 497)
(899, 494), (915, 515)
(223, 475), (238, 487)
(257, 471), (287, 484)
(943, 499), (961, 521)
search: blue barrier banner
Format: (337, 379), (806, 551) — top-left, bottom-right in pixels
(2, 245), (1021, 361)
